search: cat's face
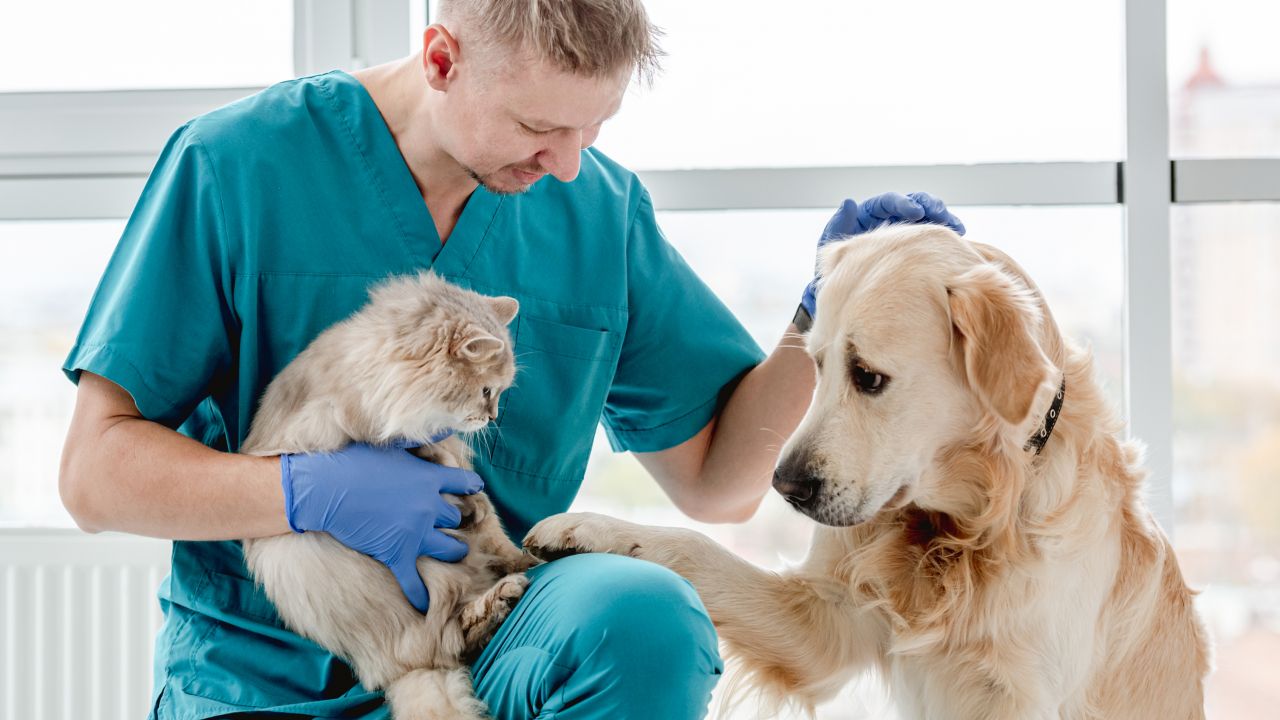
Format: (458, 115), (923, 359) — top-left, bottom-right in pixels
(362, 273), (519, 442)
(440, 312), (518, 432)
(350, 272), (519, 440)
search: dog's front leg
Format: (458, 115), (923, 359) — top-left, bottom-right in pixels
(524, 512), (887, 707)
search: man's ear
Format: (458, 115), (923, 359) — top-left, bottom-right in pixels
(422, 24), (461, 91)
(947, 264), (1057, 427)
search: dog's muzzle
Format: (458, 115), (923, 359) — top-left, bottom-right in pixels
(772, 454), (822, 511)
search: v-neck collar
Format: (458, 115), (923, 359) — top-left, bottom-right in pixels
(327, 70), (503, 278)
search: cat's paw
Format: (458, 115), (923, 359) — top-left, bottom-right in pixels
(522, 512), (643, 562)
(489, 573), (529, 618)
(460, 574), (530, 661)
(452, 492), (492, 530)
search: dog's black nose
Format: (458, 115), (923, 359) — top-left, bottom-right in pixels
(772, 468), (821, 508)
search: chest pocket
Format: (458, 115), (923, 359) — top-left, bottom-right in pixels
(488, 314), (619, 480)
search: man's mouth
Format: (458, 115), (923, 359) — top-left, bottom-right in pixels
(512, 167), (544, 183)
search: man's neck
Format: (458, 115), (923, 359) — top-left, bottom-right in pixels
(352, 59), (476, 243)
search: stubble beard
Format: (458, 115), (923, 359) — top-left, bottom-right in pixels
(463, 165), (533, 197)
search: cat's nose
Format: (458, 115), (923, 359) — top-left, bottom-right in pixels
(488, 411), (498, 423)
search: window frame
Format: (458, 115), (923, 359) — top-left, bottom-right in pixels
(3, 0), (1279, 532)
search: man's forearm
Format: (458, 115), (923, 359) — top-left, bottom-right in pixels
(699, 323), (816, 520)
(61, 414), (290, 541)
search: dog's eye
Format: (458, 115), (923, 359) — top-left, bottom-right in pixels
(851, 363), (888, 395)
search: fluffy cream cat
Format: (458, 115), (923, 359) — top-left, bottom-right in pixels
(240, 271), (539, 720)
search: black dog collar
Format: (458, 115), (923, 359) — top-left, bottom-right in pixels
(1024, 377), (1066, 455)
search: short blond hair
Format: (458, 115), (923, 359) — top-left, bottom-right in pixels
(438, 0), (664, 84)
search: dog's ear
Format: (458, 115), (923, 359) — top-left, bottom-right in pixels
(948, 264), (1056, 427)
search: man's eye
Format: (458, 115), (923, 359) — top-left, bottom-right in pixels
(850, 363), (889, 395)
(519, 123), (548, 135)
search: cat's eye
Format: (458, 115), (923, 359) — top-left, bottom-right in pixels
(850, 362), (889, 395)
(482, 387), (492, 399)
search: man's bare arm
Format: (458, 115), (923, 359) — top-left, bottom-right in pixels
(635, 324), (815, 523)
(59, 371), (290, 540)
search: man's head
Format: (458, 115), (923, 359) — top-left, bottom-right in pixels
(423, 0), (662, 194)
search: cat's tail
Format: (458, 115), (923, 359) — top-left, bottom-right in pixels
(385, 667), (490, 720)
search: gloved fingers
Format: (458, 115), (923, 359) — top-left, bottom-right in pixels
(818, 198), (863, 245)
(861, 192), (925, 225)
(423, 532), (470, 563)
(436, 467), (485, 496)
(800, 278), (820, 318)
(386, 438), (422, 450)
(434, 501), (463, 529)
(390, 557), (431, 613)
(907, 191), (966, 235)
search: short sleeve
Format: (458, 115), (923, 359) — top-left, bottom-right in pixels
(602, 190), (766, 453)
(62, 125), (237, 428)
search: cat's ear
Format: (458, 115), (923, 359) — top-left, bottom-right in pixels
(452, 329), (506, 362)
(490, 296), (518, 326)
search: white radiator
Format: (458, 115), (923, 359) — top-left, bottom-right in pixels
(0, 529), (170, 720)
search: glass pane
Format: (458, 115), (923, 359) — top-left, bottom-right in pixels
(593, 0), (1123, 169)
(0, 1), (293, 92)
(1172, 204), (1280, 716)
(1169, 0), (1280, 158)
(0, 221), (120, 527)
(572, 205), (1123, 718)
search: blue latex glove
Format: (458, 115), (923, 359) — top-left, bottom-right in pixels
(799, 192), (965, 321)
(280, 439), (484, 613)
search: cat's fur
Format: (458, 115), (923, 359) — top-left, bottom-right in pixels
(240, 272), (539, 720)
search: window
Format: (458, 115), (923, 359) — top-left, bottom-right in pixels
(595, 0), (1124, 169)
(0, 1), (293, 92)
(0, 221), (120, 527)
(1168, 0), (1280, 158)
(1171, 203), (1280, 716)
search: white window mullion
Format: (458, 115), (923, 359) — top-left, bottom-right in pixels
(293, 0), (410, 77)
(1123, 0), (1175, 534)
(1173, 158), (1280, 203)
(639, 163), (1120, 211)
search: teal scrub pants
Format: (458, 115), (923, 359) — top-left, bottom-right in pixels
(352, 553), (722, 719)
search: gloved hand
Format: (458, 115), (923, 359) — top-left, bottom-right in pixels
(280, 439), (484, 613)
(798, 192), (965, 324)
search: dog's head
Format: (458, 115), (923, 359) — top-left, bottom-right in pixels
(775, 224), (1065, 526)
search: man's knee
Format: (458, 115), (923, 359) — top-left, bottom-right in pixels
(546, 553), (722, 676)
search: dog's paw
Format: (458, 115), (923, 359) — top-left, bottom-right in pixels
(522, 512), (642, 562)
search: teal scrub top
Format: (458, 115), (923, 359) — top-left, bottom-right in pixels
(63, 71), (764, 718)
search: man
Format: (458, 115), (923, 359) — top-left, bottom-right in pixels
(58, 1), (962, 718)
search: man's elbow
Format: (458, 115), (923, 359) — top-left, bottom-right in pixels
(680, 493), (762, 524)
(59, 447), (104, 534)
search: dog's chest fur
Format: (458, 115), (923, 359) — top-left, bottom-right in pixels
(836, 504), (1122, 718)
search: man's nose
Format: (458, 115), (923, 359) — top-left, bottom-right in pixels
(538, 130), (583, 182)
(772, 453), (822, 509)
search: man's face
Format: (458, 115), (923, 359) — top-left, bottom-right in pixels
(438, 56), (629, 195)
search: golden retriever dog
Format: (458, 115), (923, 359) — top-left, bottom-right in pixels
(524, 224), (1210, 719)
